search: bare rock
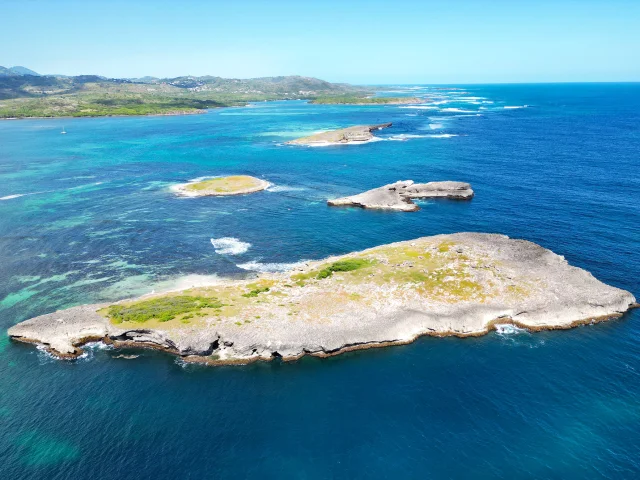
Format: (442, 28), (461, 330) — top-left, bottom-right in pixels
(328, 180), (419, 211)
(328, 180), (474, 211)
(402, 181), (474, 200)
(286, 123), (392, 146)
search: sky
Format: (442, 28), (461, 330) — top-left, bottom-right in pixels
(1, 0), (639, 83)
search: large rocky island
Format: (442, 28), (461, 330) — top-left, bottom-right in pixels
(328, 180), (474, 211)
(172, 175), (270, 197)
(8, 233), (636, 365)
(286, 123), (392, 146)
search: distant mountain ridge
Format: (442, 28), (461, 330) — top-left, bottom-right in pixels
(0, 69), (360, 99)
(0, 66), (41, 77)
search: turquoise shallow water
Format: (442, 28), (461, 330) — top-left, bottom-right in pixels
(0, 84), (639, 478)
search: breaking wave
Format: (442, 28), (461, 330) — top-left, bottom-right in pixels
(266, 185), (307, 193)
(386, 133), (458, 141)
(399, 105), (441, 110)
(495, 324), (529, 335)
(442, 108), (476, 113)
(1, 182), (107, 201)
(387, 134), (429, 141)
(0, 193), (28, 201)
(236, 260), (309, 273)
(210, 237), (251, 255)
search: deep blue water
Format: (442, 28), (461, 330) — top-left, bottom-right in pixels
(0, 84), (639, 479)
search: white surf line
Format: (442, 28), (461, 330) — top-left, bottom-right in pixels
(236, 260), (310, 273)
(0, 181), (107, 201)
(0, 190), (49, 201)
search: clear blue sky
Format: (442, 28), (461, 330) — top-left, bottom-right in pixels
(2, 0), (639, 83)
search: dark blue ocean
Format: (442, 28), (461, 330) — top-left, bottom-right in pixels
(0, 84), (639, 479)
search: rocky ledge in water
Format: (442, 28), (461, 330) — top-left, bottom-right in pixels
(8, 233), (636, 365)
(328, 180), (474, 211)
(286, 123), (392, 146)
(171, 175), (270, 197)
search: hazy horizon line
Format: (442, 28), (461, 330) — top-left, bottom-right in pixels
(2, 67), (639, 86)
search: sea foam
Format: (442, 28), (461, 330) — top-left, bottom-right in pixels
(236, 260), (309, 273)
(0, 194), (27, 200)
(386, 133), (458, 141)
(210, 237), (251, 255)
(494, 324), (529, 335)
(399, 106), (441, 110)
(442, 108), (475, 113)
(266, 185), (307, 193)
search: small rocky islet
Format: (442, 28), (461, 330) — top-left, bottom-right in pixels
(328, 180), (474, 211)
(171, 175), (270, 197)
(286, 123), (392, 146)
(9, 233), (636, 365)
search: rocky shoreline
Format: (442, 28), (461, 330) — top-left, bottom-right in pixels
(8, 233), (636, 365)
(0, 110), (207, 121)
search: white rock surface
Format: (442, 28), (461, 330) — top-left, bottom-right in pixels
(328, 180), (474, 211)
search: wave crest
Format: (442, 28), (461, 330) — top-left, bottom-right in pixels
(210, 237), (251, 255)
(236, 260), (309, 273)
(266, 185), (307, 193)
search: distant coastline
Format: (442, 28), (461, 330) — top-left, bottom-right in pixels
(0, 110), (207, 120)
(0, 69), (377, 119)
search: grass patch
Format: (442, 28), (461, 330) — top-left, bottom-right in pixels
(316, 258), (374, 279)
(241, 286), (270, 298)
(414, 268), (484, 301)
(184, 175), (261, 193)
(108, 295), (224, 323)
(437, 241), (455, 253)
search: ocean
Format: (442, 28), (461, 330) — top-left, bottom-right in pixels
(0, 83), (638, 479)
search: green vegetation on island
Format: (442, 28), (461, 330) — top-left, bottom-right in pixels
(172, 175), (270, 197)
(108, 295), (225, 323)
(315, 258), (375, 279)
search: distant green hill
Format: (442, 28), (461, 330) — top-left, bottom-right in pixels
(9, 66), (41, 76)
(0, 66), (18, 77)
(0, 71), (371, 118)
(0, 65), (41, 77)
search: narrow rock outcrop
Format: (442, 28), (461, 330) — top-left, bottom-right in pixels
(286, 123), (392, 146)
(8, 233), (636, 366)
(403, 181), (474, 200)
(328, 180), (474, 211)
(328, 180), (419, 211)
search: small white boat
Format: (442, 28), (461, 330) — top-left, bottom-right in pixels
(61, 126), (67, 134)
